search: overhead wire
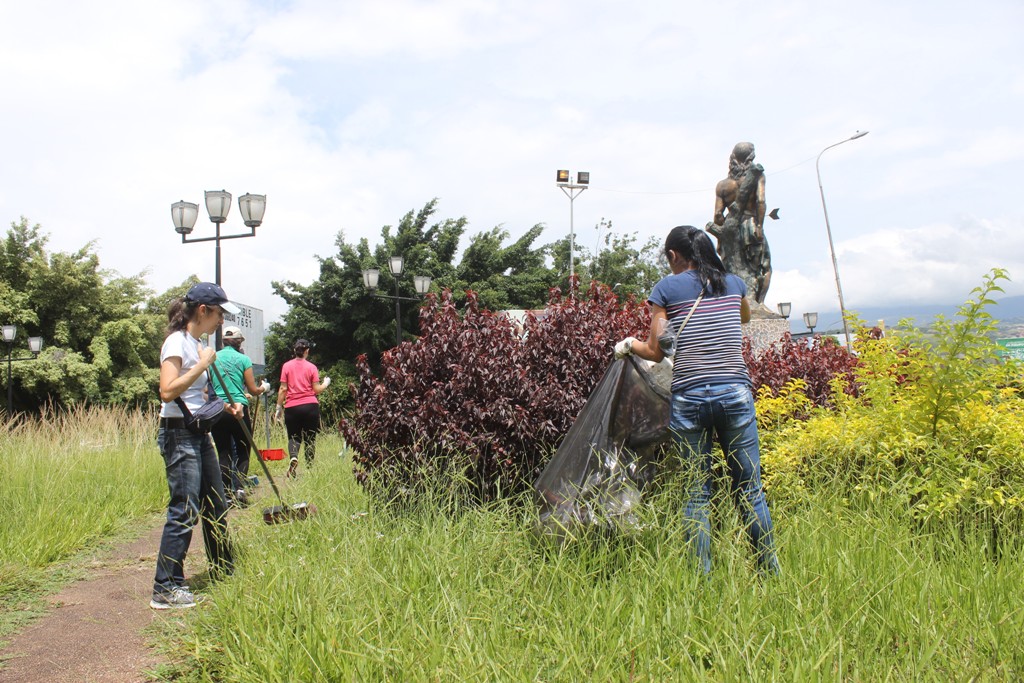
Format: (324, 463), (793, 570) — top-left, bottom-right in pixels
(583, 154), (818, 196)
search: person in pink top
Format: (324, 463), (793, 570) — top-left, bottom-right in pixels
(275, 339), (330, 477)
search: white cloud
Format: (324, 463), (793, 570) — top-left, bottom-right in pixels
(1, 0), (1022, 326)
(248, 0), (526, 60)
(767, 215), (1024, 319)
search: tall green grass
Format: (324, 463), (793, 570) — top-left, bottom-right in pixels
(162, 439), (1024, 681)
(0, 407), (175, 641)
(0, 408), (167, 595)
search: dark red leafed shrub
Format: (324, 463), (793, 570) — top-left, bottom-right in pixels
(339, 281), (650, 501)
(744, 333), (859, 407)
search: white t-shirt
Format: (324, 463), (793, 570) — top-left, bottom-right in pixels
(159, 331), (210, 417)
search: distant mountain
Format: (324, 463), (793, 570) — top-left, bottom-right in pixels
(787, 295), (1024, 336)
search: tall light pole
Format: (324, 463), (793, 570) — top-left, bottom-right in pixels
(816, 131), (868, 349)
(555, 170), (590, 283)
(171, 190), (266, 348)
(3, 324), (44, 415)
(362, 256), (432, 347)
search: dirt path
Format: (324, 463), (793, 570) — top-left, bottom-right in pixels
(0, 523), (174, 682)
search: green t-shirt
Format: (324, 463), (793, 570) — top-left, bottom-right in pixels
(211, 345), (254, 406)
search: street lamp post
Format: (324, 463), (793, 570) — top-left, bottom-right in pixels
(816, 131), (868, 349)
(3, 324), (44, 415)
(171, 190), (266, 348)
(803, 312), (818, 336)
(777, 302), (792, 318)
(362, 256), (432, 347)
(555, 170), (590, 283)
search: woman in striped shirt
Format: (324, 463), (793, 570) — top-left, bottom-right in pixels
(615, 225), (778, 575)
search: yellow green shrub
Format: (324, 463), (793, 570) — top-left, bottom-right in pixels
(755, 269), (1024, 549)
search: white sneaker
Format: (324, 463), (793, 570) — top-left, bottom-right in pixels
(150, 586), (201, 610)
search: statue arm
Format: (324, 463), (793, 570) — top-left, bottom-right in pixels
(713, 189), (726, 226)
(754, 174), (766, 240)
(713, 179), (734, 226)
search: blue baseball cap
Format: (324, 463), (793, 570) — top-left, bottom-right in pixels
(185, 282), (240, 315)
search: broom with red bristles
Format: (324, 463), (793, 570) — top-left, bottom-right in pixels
(209, 363), (316, 524)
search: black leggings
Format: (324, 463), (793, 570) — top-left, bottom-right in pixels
(284, 402), (320, 465)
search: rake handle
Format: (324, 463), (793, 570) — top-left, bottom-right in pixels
(208, 362), (289, 509)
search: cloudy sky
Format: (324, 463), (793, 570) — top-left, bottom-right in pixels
(2, 0), (1022, 328)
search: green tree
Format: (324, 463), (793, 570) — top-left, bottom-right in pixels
(586, 221), (664, 300)
(267, 200), (467, 417)
(550, 218), (665, 299)
(0, 218), (173, 410)
(266, 201), (564, 418)
(266, 206), (666, 418)
(453, 224), (556, 311)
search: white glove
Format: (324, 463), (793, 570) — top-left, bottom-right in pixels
(614, 337), (638, 359)
(259, 380), (271, 394)
(320, 376), (331, 388)
(274, 405), (283, 422)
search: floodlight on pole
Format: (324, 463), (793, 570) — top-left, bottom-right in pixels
(816, 130), (868, 349)
(555, 169), (589, 284)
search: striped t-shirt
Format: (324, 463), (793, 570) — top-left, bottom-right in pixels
(647, 270), (751, 393)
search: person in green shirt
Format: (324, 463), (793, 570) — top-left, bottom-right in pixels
(211, 326), (271, 505)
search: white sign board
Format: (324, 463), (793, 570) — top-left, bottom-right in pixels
(224, 301), (265, 368)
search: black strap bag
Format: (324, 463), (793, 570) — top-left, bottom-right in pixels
(173, 366), (226, 434)
(174, 394), (226, 434)
(166, 334), (227, 434)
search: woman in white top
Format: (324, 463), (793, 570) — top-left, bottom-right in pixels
(150, 282), (241, 609)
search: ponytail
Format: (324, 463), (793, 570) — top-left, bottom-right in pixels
(664, 225), (727, 295)
(166, 297), (199, 335)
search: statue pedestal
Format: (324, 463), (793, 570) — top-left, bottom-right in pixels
(742, 317), (789, 354)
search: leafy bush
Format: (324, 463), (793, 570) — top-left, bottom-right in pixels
(340, 281), (649, 501)
(757, 270), (1024, 553)
(744, 333), (859, 408)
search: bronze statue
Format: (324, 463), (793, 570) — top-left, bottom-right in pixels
(706, 142), (772, 307)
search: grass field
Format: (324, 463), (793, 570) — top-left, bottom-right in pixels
(2, 410), (1021, 681)
(163, 436), (1024, 682)
(0, 408), (168, 637)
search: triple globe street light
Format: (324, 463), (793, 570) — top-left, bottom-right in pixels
(3, 324), (44, 415)
(171, 190), (266, 348)
(361, 256), (432, 347)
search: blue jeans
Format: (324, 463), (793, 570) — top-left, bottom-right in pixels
(153, 427), (234, 595)
(670, 383), (778, 574)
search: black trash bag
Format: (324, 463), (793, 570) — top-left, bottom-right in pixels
(534, 355), (674, 540)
